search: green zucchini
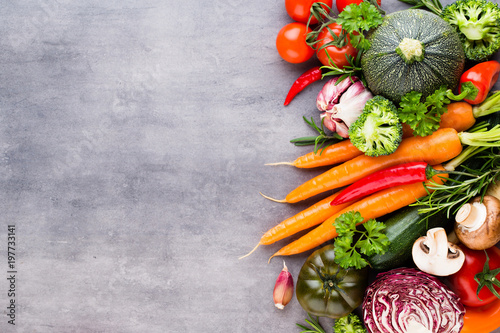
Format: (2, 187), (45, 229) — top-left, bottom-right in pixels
(368, 206), (452, 271)
(361, 9), (465, 103)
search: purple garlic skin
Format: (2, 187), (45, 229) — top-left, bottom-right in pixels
(317, 77), (373, 138)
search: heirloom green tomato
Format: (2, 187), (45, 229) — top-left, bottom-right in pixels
(295, 244), (369, 318)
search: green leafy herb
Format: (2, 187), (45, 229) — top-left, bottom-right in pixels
(398, 83), (479, 137)
(290, 116), (343, 153)
(321, 52), (364, 85)
(296, 314), (327, 333)
(333, 211), (390, 269)
(397, 0), (443, 15)
(336, 2), (384, 51)
(414, 146), (500, 218)
(398, 86), (450, 137)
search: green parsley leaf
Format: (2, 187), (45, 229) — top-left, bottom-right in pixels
(333, 211), (390, 269)
(397, 85), (452, 137)
(336, 2), (383, 51)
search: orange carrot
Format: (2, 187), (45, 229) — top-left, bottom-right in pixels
(267, 140), (362, 169)
(439, 102), (476, 133)
(269, 166), (448, 259)
(239, 192), (352, 259)
(282, 128), (462, 203)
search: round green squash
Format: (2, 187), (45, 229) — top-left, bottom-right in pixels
(361, 9), (465, 103)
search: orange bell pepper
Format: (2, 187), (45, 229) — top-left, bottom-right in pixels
(461, 298), (500, 333)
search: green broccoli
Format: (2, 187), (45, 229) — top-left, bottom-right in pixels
(348, 95), (402, 157)
(334, 313), (367, 333)
(441, 0), (500, 62)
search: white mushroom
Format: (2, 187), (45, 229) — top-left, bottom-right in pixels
(412, 227), (465, 276)
(454, 195), (500, 250)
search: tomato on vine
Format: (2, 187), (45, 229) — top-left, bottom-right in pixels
(446, 245), (500, 307)
(314, 23), (358, 68)
(276, 22), (314, 64)
(285, 0), (333, 24)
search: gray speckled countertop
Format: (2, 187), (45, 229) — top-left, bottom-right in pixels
(1, 1), (499, 332)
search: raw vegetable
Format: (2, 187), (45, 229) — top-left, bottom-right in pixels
(281, 128), (462, 204)
(280, 92), (500, 169)
(454, 195), (500, 250)
(362, 268), (465, 333)
(411, 227), (465, 276)
(239, 192), (351, 259)
(413, 141), (500, 218)
(441, 0), (500, 62)
(348, 95), (402, 156)
(459, 60), (500, 105)
(317, 76), (373, 138)
(461, 298), (500, 333)
(311, 22), (359, 69)
(285, 0), (333, 24)
(276, 23), (315, 64)
(367, 206), (450, 271)
(333, 313), (366, 333)
(273, 261), (294, 309)
(295, 244), (369, 319)
(446, 245), (500, 307)
(279, 126), (500, 204)
(437, 101), (476, 134)
(306, 2), (383, 69)
(361, 9), (465, 103)
(284, 67), (323, 106)
(331, 162), (444, 205)
(267, 139), (362, 169)
(397, 83), (478, 137)
(332, 211), (390, 269)
(269, 166), (447, 259)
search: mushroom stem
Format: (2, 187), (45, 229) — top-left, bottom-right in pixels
(455, 202), (487, 231)
(425, 228), (450, 258)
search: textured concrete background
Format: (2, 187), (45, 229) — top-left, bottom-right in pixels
(1, 0), (499, 332)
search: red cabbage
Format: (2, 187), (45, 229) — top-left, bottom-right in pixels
(363, 268), (465, 333)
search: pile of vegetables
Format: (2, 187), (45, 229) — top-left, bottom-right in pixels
(245, 0), (500, 332)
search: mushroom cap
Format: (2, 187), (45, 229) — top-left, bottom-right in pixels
(454, 195), (500, 250)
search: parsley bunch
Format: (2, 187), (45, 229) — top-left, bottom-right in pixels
(333, 211), (390, 269)
(336, 1), (384, 51)
(398, 82), (478, 137)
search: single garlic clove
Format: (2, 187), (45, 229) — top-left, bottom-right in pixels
(273, 261), (294, 310)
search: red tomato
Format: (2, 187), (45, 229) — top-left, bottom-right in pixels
(336, 0), (382, 13)
(446, 246), (500, 307)
(315, 23), (358, 68)
(285, 0), (333, 24)
(276, 22), (314, 64)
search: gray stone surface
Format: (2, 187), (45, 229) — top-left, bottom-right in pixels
(1, 0), (499, 332)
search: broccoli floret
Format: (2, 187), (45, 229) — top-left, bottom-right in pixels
(441, 0), (500, 62)
(348, 95), (402, 157)
(334, 313), (367, 333)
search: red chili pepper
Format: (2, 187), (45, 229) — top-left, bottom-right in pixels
(459, 60), (500, 105)
(284, 66), (322, 106)
(330, 162), (444, 206)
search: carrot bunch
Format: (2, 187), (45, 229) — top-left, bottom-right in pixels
(242, 98), (500, 262)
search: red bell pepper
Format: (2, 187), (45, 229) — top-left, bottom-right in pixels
(330, 162), (444, 205)
(284, 66), (322, 106)
(459, 60), (500, 105)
